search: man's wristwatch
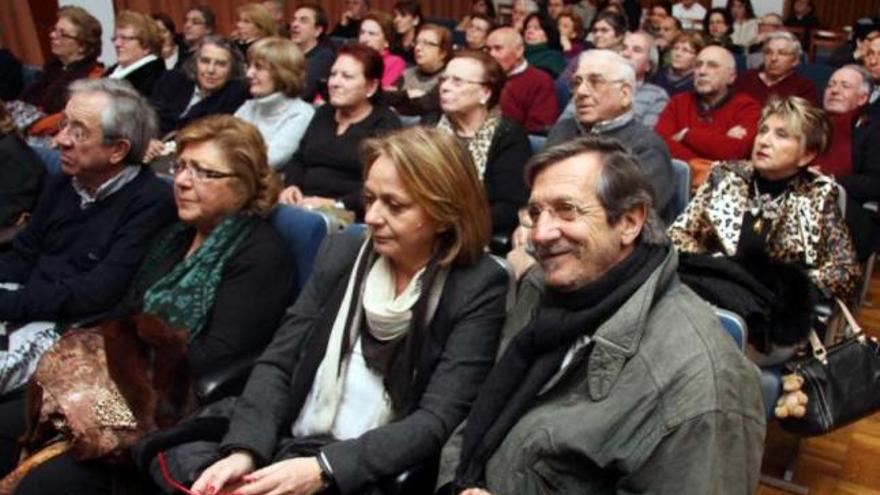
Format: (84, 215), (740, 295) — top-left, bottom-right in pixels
(316, 452), (335, 490)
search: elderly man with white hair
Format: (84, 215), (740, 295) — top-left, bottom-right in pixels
(816, 64), (880, 258)
(733, 30), (817, 105)
(548, 49), (675, 220)
(817, 65), (880, 204)
(559, 32), (670, 128)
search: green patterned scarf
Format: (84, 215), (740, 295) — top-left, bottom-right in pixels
(143, 215), (257, 339)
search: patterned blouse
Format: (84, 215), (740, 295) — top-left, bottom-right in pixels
(668, 160), (861, 301)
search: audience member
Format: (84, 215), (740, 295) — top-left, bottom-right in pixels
(447, 135), (765, 495)
(559, 31), (670, 127)
(643, 0), (673, 36)
(359, 11), (406, 89)
(183, 126), (508, 495)
(290, 2), (334, 103)
(391, 0), (421, 65)
(734, 31), (817, 105)
(545, 0), (564, 20)
(746, 13), (785, 69)
(669, 96), (860, 302)
(148, 35), (248, 137)
(233, 3), (278, 55)
(523, 13), (566, 78)
(427, 49), (531, 237)
(549, 50), (675, 219)
(862, 36), (880, 103)
(385, 24), (452, 116)
(729, 0), (758, 50)
(656, 15), (683, 65)
(0, 38), (22, 102)
(655, 46), (761, 184)
(0, 79), (175, 394)
(704, 7), (742, 54)
(817, 65), (880, 204)
(330, 0), (369, 39)
(829, 18), (879, 69)
(510, 0), (538, 32)
(261, 0), (290, 38)
(0, 104), (45, 231)
(105, 10), (166, 97)
(181, 5), (215, 56)
(784, 0), (821, 31)
(650, 30), (704, 96)
(569, 0), (596, 29)
(557, 10), (586, 61)
(8, 114), (298, 495)
(15, 6), (103, 138)
(235, 37), (315, 169)
(673, 0), (707, 31)
(487, 26), (560, 134)
(588, 10), (626, 51)
(620, 31), (670, 126)
(456, 0), (497, 33)
(465, 13), (494, 51)
(279, 44), (401, 218)
(152, 12), (185, 70)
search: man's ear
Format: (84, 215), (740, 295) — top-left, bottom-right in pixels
(617, 203), (647, 247)
(108, 139), (132, 166)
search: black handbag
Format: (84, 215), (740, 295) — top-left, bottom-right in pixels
(781, 300), (880, 436)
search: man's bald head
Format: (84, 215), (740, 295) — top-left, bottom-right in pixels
(487, 27), (525, 72)
(694, 45), (737, 105)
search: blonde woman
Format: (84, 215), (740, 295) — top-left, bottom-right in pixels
(236, 37), (316, 169)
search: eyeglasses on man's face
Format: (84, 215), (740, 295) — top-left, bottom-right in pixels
(519, 200), (594, 227)
(568, 73), (625, 92)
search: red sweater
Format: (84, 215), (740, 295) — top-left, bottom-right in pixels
(499, 64), (560, 134)
(733, 69), (818, 106)
(816, 109), (858, 177)
(655, 92), (762, 161)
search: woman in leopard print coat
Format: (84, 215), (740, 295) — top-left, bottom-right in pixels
(669, 96), (860, 302)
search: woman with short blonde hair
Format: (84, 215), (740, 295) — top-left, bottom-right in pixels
(670, 96), (858, 303)
(106, 10), (167, 96)
(235, 37), (316, 169)
(235, 3), (278, 53)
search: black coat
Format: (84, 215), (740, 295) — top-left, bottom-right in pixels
(104, 57), (166, 97)
(283, 104), (401, 218)
(220, 233), (508, 493)
(149, 70), (250, 135)
(0, 133), (46, 227)
(422, 114), (531, 237)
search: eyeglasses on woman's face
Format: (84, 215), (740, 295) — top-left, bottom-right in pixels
(170, 159), (238, 181)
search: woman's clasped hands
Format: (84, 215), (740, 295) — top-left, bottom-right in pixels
(191, 451), (325, 495)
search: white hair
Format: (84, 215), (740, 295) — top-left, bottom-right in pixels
(577, 49), (637, 89)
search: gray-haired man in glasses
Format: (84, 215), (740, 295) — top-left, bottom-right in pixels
(547, 49), (675, 221)
(0, 78), (175, 394)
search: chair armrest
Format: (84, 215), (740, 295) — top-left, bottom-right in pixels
(195, 352), (260, 405)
